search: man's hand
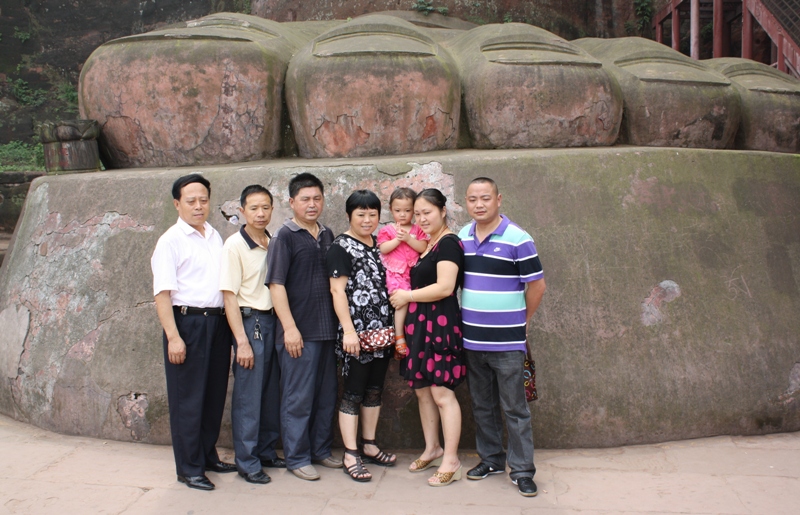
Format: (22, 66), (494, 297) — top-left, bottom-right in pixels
(167, 336), (187, 364)
(236, 338), (255, 369)
(284, 326), (304, 358)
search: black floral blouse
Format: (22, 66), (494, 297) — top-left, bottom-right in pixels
(326, 234), (393, 375)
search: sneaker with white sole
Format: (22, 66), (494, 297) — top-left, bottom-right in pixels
(467, 462), (505, 480)
(512, 476), (538, 497)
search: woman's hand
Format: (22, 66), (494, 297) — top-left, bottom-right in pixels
(342, 331), (360, 357)
(390, 289), (412, 309)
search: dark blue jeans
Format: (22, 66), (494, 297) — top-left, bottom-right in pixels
(465, 349), (536, 480)
(231, 311), (281, 474)
(276, 339), (337, 470)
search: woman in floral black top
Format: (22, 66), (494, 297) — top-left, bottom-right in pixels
(327, 190), (396, 482)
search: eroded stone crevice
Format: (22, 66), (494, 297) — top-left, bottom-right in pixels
(313, 113), (371, 156)
(117, 392), (150, 441)
(641, 280), (681, 326)
(786, 363), (800, 396)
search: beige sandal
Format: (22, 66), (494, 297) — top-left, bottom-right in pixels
(408, 455), (442, 473)
(428, 466), (462, 487)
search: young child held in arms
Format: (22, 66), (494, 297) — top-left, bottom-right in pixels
(378, 188), (429, 359)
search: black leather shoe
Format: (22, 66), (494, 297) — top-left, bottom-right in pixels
(177, 475), (215, 491)
(206, 461), (237, 473)
(239, 470), (272, 484)
(467, 462), (504, 480)
(260, 458), (287, 468)
(513, 477), (538, 497)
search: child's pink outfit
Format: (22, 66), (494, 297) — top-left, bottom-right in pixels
(377, 224), (429, 292)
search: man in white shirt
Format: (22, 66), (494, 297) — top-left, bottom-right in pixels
(220, 185), (284, 485)
(151, 174), (235, 491)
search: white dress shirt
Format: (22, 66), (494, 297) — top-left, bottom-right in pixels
(151, 217), (224, 308)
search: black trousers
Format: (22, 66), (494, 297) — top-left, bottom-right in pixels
(163, 310), (232, 477)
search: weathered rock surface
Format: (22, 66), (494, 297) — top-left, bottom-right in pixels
(575, 37), (742, 149)
(0, 172), (45, 234)
(1, 148), (799, 449)
(79, 13), (311, 168)
(286, 15), (461, 158)
(706, 58), (800, 154)
(446, 23), (622, 149)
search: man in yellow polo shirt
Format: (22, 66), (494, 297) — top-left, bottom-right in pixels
(220, 184), (285, 484)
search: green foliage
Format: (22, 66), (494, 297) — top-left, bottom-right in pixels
(503, 13), (513, 24)
(233, 0), (251, 14)
(466, 16), (488, 25)
(13, 27), (31, 43)
(210, 0), (250, 14)
(0, 141), (45, 172)
(633, 0), (653, 35)
(7, 79), (48, 107)
(701, 22), (713, 42)
(56, 82), (79, 111)
(411, 1), (448, 16)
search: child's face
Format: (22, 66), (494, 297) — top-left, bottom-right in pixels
(391, 197), (414, 226)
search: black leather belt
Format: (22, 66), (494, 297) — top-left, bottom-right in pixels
(174, 306), (225, 316)
(241, 307), (275, 316)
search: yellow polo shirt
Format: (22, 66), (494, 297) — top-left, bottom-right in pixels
(219, 226), (273, 311)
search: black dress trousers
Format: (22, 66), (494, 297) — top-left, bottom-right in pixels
(163, 309), (232, 477)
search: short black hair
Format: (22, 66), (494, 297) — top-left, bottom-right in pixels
(469, 176), (499, 194)
(172, 174), (210, 200)
(240, 184), (273, 207)
(389, 187), (417, 207)
(289, 173), (324, 199)
(345, 189), (381, 219)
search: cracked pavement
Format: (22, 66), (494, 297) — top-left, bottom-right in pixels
(0, 414), (798, 514)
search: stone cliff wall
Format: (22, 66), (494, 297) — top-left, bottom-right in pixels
(1, 148), (799, 449)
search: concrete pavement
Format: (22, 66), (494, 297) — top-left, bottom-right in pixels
(0, 414), (798, 514)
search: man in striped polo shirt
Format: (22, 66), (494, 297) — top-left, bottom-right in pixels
(458, 177), (546, 497)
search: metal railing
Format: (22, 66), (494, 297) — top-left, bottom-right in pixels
(760, 0), (800, 48)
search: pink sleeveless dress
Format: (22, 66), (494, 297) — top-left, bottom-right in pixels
(377, 224), (428, 292)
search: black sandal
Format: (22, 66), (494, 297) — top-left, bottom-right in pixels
(360, 438), (397, 467)
(343, 448), (372, 482)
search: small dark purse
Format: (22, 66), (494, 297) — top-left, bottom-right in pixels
(523, 343), (538, 402)
(358, 327), (395, 353)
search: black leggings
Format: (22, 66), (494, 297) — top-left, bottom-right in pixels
(339, 353), (392, 415)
